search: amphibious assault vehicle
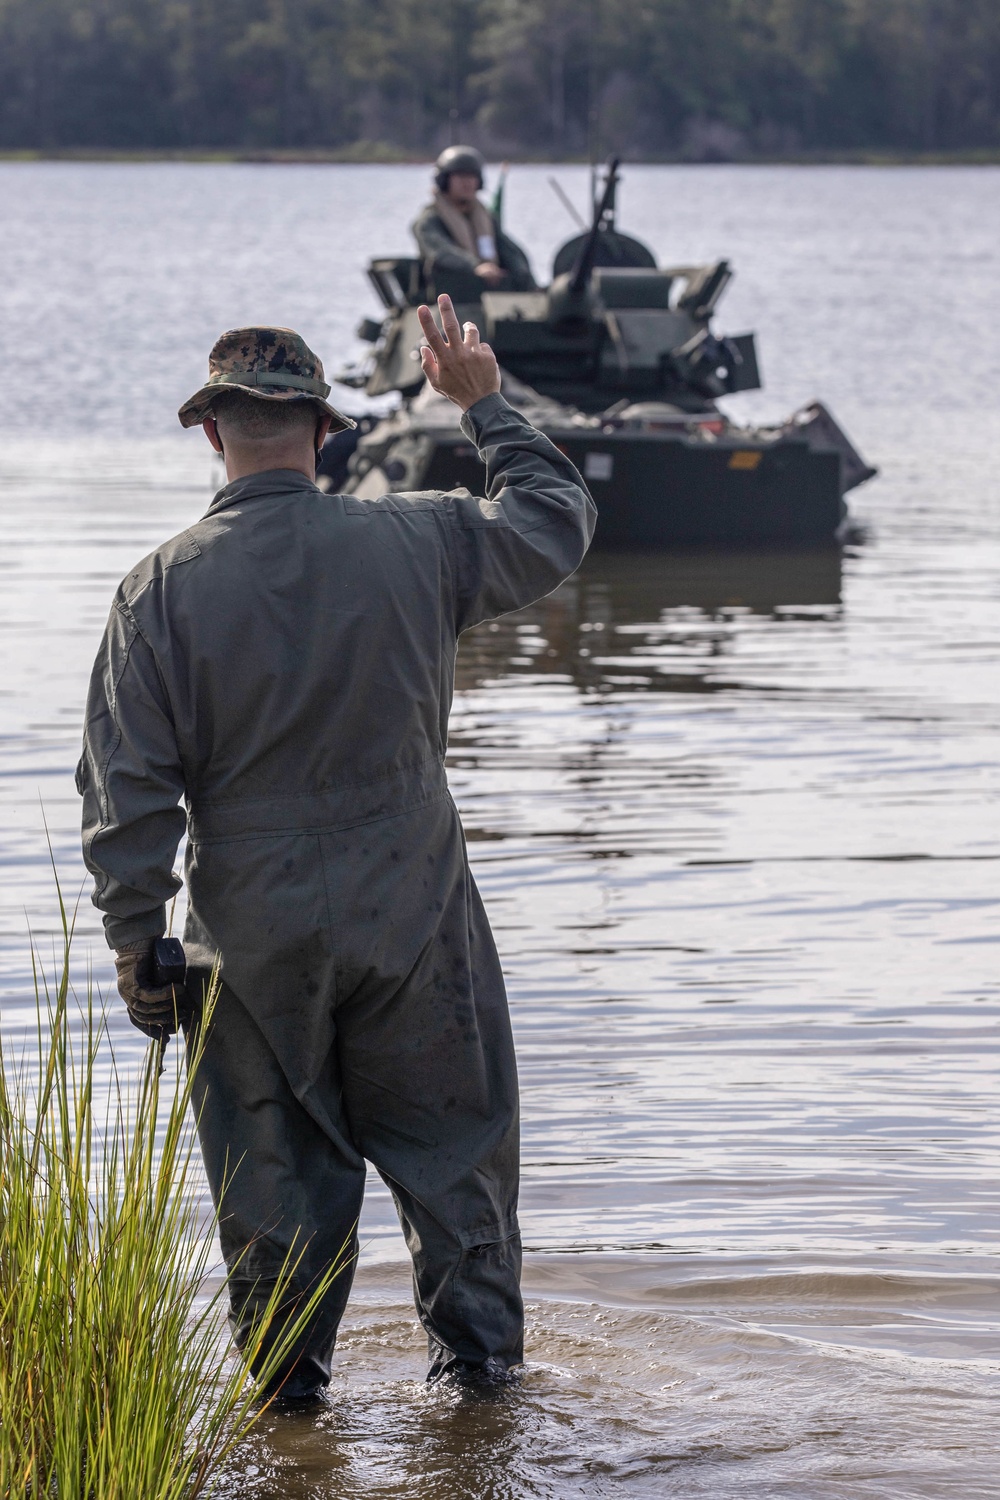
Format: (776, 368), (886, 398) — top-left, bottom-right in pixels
(323, 161), (875, 546)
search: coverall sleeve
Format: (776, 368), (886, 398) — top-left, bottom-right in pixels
(76, 597), (186, 949)
(412, 210), (480, 274)
(449, 392), (597, 631)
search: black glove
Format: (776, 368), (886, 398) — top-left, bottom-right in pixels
(114, 939), (191, 1038)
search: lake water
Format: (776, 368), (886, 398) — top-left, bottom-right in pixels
(1, 162), (998, 1497)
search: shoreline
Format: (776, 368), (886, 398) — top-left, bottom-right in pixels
(4, 145), (1000, 167)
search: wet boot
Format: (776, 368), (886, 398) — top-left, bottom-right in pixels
(258, 1358), (331, 1410)
(428, 1353), (521, 1389)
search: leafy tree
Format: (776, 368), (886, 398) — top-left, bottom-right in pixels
(0, 0), (998, 153)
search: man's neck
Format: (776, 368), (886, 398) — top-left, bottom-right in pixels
(223, 453), (315, 483)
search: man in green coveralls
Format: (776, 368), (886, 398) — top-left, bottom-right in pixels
(77, 297), (595, 1401)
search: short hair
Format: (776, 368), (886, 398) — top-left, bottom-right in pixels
(213, 389), (320, 442)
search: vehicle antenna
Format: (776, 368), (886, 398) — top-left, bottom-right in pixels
(587, 0), (600, 214)
(547, 176), (587, 230)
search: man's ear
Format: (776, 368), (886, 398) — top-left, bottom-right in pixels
(316, 414), (333, 448)
(202, 416), (224, 454)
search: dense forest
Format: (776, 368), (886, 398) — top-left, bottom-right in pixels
(1, 0), (999, 157)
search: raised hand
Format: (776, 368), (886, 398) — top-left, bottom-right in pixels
(417, 294), (501, 411)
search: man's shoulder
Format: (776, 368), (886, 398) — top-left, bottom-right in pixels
(117, 521), (221, 609)
(411, 204), (451, 242)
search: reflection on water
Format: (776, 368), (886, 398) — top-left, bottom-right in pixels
(456, 547), (843, 698)
(1, 164), (999, 1497)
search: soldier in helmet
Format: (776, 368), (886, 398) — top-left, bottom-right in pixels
(412, 145), (536, 293)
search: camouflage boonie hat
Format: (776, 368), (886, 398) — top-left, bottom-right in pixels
(178, 326), (356, 431)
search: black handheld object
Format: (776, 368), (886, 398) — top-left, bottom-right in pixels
(152, 936), (186, 988)
(151, 936), (186, 1075)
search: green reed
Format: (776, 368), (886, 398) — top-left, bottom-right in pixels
(0, 879), (344, 1499)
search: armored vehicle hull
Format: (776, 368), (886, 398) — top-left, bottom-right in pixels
(426, 430), (841, 548)
(327, 162), (875, 547)
(329, 384), (864, 547)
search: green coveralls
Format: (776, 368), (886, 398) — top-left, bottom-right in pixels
(77, 393), (595, 1388)
(411, 204), (537, 291)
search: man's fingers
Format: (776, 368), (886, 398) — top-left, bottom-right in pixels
(437, 294), (464, 348)
(129, 992), (178, 1019)
(419, 345), (440, 383)
(463, 321), (481, 348)
(417, 304), (446, 358)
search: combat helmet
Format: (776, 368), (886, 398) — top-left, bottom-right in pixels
(435, 145), (485, 191)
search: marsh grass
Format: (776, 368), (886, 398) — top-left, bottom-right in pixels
(0, 880), (345, 1498)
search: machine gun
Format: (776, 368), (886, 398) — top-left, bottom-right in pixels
(547, 158), (621, 331)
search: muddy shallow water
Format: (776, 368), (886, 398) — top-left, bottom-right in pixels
(1, 163), (998, 1496)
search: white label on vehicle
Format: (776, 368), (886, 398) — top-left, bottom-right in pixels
(584, 451), (614, 482)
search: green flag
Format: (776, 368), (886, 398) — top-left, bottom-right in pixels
(490, 162), (509, 224)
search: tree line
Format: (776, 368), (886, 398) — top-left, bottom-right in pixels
(1, 0), (998, 157)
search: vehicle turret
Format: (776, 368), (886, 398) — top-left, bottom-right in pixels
(340, 160), (761, 414)
(326, 159), (875, 545)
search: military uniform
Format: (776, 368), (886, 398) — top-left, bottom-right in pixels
(412, 201), (536, 291)
(78, 328), (595, 1394)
